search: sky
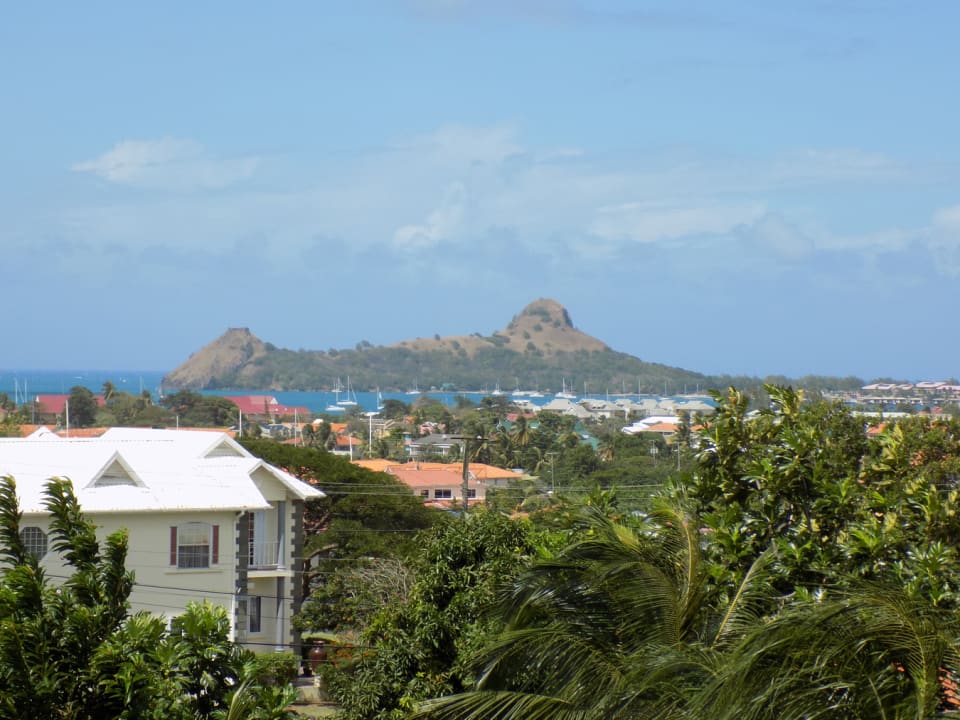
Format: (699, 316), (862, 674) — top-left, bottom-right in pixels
(2, 1), (959, 381)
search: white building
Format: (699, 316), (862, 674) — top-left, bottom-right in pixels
(0, 427), (323, 655)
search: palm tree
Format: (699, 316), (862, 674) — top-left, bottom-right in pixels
(695, 585), (960, 719)
(415, 498), (960, 720)
(415, 502), (770, 720)
(511, 415), (532, 450)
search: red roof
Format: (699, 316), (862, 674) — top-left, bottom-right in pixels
(34, 394), (106, 415)
(224, 395), (310, 418)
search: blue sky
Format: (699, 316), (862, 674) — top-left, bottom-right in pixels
(3, 1), (959, 381)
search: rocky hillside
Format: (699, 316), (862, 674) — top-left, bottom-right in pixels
(162, 299), (710, 392)
(395, 298), (607, 357)
(162, 328), (270, 389)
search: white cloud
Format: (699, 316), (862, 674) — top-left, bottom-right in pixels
(59, 125), (944, 276)
(589, 200), (764, 244)
(930, 204), (960, 276)
(73, 138), (258, 190)
(396, 124), (523, 169)
(393, 183), (466, 249)
(764, 148), (912, 192)
(737, 212), (814, 262)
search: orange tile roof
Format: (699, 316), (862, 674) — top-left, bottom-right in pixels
(17, 424), (238, 439)
(352, 459), (396, 472)
(350, 459), (523, 480)
(640, 422), (678, 434)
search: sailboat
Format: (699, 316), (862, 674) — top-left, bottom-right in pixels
(376, 388), (385, 411)
(337, 376), (358, 406)
(326, 379), (346, 413)
(406, 379), (421, 395)
(556, 378), (577, 400)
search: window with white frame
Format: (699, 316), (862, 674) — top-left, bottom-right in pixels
(20, 526), (47, 560)
(170, 522), (219, 569)
(434, 489), (452, 499)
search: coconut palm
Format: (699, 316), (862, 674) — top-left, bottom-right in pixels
(415, 501), (773, 720)
(696, 584), (960, 720)
(415, 498), (960, 720)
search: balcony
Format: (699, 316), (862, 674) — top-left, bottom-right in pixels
(249, 540), (282, 570)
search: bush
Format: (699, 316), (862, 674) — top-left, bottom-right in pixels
(253, 652), (300, 686)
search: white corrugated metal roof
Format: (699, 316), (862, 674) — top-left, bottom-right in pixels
(0, 428), (323, 514)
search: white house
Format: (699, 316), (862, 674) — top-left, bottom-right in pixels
(0, 427), (324, 655)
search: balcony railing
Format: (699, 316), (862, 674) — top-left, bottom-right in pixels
(249, 540), (282, 569)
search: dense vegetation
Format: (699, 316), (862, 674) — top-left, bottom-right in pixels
(287, 386), (960, 720)
(0, 475), (299, 720)
(9, 383), (960, 717)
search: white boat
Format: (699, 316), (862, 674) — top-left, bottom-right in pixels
(406, 379), (421, 395)
(376, 388), (384, 411)
(491, 380), (504, 396)
(326, 379), (347, 412)
(337, 376), (358, 406)
(556, 378), (577, 400)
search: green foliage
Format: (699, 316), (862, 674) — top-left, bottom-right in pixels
(367, 386), (960, 719)
(415, 501), (960, 720)
(328, 509), (542, 720)
(161, 390), (239, 427)
(66, 385), (99, 427)
(0, 475), (297, 720)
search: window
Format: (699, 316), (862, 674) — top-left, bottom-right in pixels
(249, 595), (262, 633)
(170, 523), (219, 569)
(20, 527), (47, 560)
(467, 488), (477, 499)
(434, 489), (452, 499)
(419, 489), (429, 498)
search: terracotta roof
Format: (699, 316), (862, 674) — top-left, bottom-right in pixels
(225, 395), (310, 418)
(640, 422), (679, 434)
(352, 459), (396, 472)
(34, 394), (107, 415)
(16, 424), (238, 439)
(351, 459), (523, 480)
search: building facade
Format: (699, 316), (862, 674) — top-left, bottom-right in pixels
(0, 427), (323, 654)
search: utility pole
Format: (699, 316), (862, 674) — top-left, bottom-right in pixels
(453, 434), (484, 517)
(365, 412), (377, 453)
(546, 451), (558, 494)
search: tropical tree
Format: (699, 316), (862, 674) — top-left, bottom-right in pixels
(101, 380), (117, 404)
(328, 509), (542, 720)
(414, 501), (960, 720)
(414, 502), (769, 720)
(0, 474), (298, 720)
(66, 385), (99, 427)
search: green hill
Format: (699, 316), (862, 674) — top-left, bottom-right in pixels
(161, 298), (862, 395)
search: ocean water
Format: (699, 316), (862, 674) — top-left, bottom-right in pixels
(0, 370), (167, 400)
(0, 370), (476, 414)
(0, 370), (713, 415)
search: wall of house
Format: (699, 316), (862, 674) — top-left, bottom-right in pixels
(234, 498), (305, 656)
(25, 509), (240, 637)
(22, 498), (307, 655)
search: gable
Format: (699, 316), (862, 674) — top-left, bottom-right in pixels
(88, 454), (145, 488)
(204, 438), (246, 459)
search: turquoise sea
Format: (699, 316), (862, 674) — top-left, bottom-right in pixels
(0, 370), (512, 414)
(0, 370), (713, 415)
